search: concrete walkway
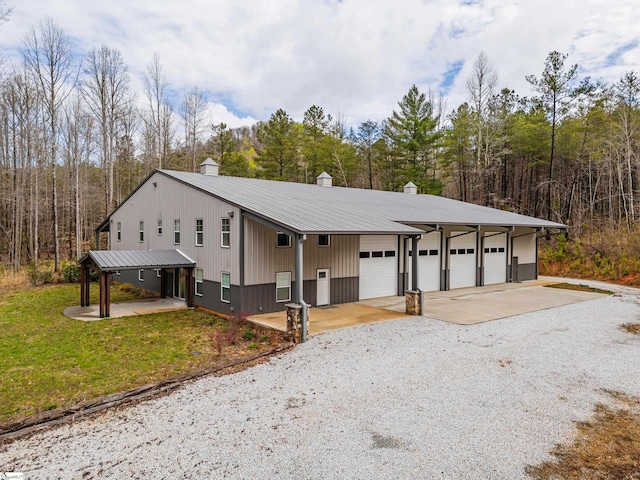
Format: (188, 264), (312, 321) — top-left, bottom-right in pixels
(249, 303), (408, 336)
(63, 298), (188, 321)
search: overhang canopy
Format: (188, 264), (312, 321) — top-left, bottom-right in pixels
(79, 249), (195, 272)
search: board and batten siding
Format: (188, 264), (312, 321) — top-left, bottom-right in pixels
(108, 171), (240, 283)
(243, 217), (358, 285)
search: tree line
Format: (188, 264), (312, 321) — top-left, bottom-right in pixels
(1, 15), (639, 273)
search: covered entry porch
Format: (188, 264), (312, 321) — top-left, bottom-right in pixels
(78, 249), (196, 318)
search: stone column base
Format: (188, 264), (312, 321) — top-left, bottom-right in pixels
(405, 290), (422, 316)
(286, 303), (303, 343)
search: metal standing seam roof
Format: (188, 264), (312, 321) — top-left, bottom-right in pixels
(159, 170), (566, 234)
(81, 249), (196, 272)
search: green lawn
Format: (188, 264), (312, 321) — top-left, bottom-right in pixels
(0, 283), (281, 424)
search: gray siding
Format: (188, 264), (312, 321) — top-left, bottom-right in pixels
(243, 218), (358, 285)
(109, 171), (240, 283)
(194, 279), (241, 316)
(516, 263), (537, 281)
(115, 269), (161, 295)
(240, 277), (359, 315)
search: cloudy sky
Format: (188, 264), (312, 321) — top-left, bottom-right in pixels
(1, 0), (638, 128)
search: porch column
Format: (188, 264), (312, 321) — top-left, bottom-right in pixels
(80, 262), (86, 307)
(186, 267), (194, 307)
(99, 271), (106, 318)
(411, 235), (420, 290)
(160, 269), (166, 298)
(105, 272), (111, 317)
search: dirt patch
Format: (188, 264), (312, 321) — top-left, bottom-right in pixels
(621, 323), (640, 335)
(544, 282), (613, 295)
(526, 391), (640, 479)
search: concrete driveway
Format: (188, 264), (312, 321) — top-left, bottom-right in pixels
(360, 278), (609, 325)
(251, 279), (608, 334)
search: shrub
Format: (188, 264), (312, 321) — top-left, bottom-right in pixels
(27, 262), (53, 286)
(242, 330), (256, 340)
(211, 330), (234, 356)
(60, 261), (80, 283)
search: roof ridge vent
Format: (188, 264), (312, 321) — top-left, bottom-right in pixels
(200, 158), (219, 176)
(317, 171), (332, 187)
(404, 181), (417, 194)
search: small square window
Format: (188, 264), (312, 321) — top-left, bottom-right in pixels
(419, 250), (428, 256)
(277, 231), (291, 248)
(491, 247), (498, 253)
(195, 219), (204, 246)
(466, 248), (474, 254)
(157, 220), (162, 236)
(221, 218), (230, 248)
(450, 249), (457, 255)
(317, 234), (330, 247)
(276, 271), (291, 302)
(429, 249), (438, 256)
(484, 247), (490, 253)
(385, 250), (396, 257)
(498, 247), (505, 253)
(359, 251), (370, 259)
(457, 249), (466, 254)
(371, 251), (383, 258)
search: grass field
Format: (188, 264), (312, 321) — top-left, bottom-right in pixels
(0, 282), (283, 424)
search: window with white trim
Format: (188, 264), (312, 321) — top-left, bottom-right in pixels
(221, 218), (230, 248)
(195, 268), (204, 296)
(221, 272), (230, 303)
(157, 220), (162, 236)
(174, 220), (180, 244)
(195, 219), (204, 246)
(276, 231), (291, 248)
(276, 271), (291, 302)
(138, 269), (144, 281)
(317, 234), (330, 247)
(139, 221), (144, 242)
(116, 222), (121, 242)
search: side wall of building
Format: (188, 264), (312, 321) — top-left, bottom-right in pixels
(241, 218), (359, 314)
(512, 227), (537, 281)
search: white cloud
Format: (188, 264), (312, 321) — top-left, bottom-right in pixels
(2, 0), (638, 129)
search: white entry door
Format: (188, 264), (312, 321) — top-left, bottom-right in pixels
(317, 268), (330, 306)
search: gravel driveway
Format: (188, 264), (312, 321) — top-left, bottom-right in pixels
(2, 279), (639, 479)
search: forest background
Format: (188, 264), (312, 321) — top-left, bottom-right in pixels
(1, 11), (639, 285)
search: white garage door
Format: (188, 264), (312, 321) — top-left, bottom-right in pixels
(407, 232), (441, 292)
(449, 231), (477, 289)
(483, 233), (507, 285)
(359, 235), (397, 299)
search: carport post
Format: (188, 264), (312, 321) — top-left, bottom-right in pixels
(295, 233), (308, 342)
(411, 235), (420, 290)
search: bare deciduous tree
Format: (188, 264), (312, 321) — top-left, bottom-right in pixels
(21, 17), (79, 271)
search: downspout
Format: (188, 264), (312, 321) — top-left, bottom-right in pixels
(295, 233), (308, 342)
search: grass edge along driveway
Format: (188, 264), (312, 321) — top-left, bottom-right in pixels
(0, 283), (282, 424)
